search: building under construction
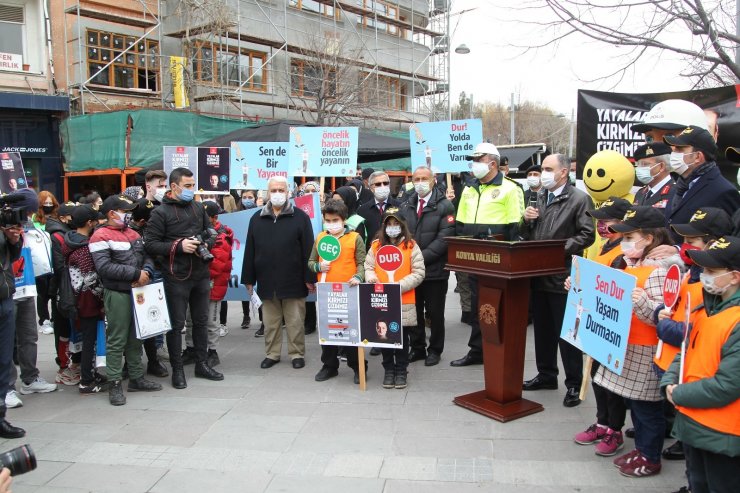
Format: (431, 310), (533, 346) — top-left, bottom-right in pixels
(52, 0), (453, 127)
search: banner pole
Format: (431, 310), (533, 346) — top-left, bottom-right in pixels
(579, 356), (592, 401)
(358, 346), (366, 391)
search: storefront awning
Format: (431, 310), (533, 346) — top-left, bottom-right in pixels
(0, 92), (69, 112)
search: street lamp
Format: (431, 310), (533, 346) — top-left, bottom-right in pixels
(455, 44), (470, 54)
(448, 44), (470, 119)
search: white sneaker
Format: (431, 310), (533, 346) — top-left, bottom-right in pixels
(20, 376), (58, 395)
(39, 320), (54, 335)
(218, 324), (229, 337)
(55, 366), (81, 386)
(4, 390), (23, 408)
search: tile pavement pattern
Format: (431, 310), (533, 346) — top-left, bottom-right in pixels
(2, 286), (686, 492)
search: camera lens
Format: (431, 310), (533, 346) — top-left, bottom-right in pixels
(0, 444), (37, 476)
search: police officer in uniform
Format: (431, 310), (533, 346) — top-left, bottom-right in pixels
(450, 142), (524, 367)
(632, 143), (675, 212)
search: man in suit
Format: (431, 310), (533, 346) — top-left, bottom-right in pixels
(357, 171), (400, 246)
(524, 164), (542, 206)
(663, 126), (740, 243)
(632, 143), (675, 213)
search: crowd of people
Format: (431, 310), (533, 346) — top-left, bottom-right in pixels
(0, 98), (738, 492)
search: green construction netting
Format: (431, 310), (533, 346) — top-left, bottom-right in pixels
(368, 156), (411, 172)
(61, 110), (256, 171)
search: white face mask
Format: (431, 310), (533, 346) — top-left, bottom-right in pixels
(386, 225), (402, 238)
(669, 152), (690, 174)
(700, 271), (734, 295)
(540, 171), (557, 190)
(621, 237), (645, 258)
(373, 186), (390, 201)
(635, 165), (657, 185)
(569, 171), (577, 184)
(471, 162), (490, 179)
(526, 176), (541, 189)
(154, 188), (166, 202)
(270, 192), (287, 207)
(414, 181), (431, 196)
(325, 221), (344, 234)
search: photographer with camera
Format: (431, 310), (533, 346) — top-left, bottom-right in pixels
(0, 195), (24, 438)
(144, 168), (224, 389)
(90, 195), (162, 406)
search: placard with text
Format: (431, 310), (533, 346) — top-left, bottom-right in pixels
(316, 282), (360, 346)
(197, 147), (230, 193)
(408, 119), (483, 173)
(0, 152), (28, 194)
(288, 126), (359, 177)
(230, 142), (288, 190)
(163, 146), (198, 184)
(560, 256), (636, 376)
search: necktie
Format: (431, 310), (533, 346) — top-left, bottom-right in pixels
(377, 202), (385, 214)
(417, 198), (425, 218)
(645, 189), (653, 202)
(547, 192), (555, 205)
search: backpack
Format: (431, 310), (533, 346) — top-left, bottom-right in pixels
(53, 232), (78, 320)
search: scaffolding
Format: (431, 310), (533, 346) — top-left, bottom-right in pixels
(61, 0), (451, 128)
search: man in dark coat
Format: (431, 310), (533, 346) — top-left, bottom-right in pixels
(663, 126), (740, 243)
(357, 171), (399, 247)
(632, 143), (675, 213)
(242, 176), (315, 370)
(399, 166), (456, 366)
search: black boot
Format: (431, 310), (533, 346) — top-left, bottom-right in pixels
(109, 380), (126, 406)
(195, 361), (224, 381)
(171, 366), (187, 389)
(147, 360), (169, 378)
(181, 347), (196, 365)
(206, 349), (220, 368)
(0, 407), (25, 439)
(128, 377), (163, 392)
(382, 369), (395, 389)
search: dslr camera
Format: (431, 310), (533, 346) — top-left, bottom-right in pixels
(0, 195), (25, 228)
(0, 444), (37, 476)
(192, 227), (217, 263)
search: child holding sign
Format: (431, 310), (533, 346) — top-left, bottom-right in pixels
(308, 199), (366, 383)
(661, 236), (740, 493)
(364, 208), (425, 389)
(592, 206), (682, 478)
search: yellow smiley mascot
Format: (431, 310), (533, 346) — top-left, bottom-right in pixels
(582, 150), (635, 259)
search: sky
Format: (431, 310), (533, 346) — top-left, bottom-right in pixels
(447, 0), (703, 116)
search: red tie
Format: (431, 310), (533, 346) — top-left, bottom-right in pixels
(378, 202), (385, 214)
(417, 198), (425, 218)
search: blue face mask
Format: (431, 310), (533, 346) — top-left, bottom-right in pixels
(179, 188), (195, 202)
(241, 198), (255, 208)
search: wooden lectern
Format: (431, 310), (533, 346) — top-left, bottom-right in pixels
(445, 238), (567, 422)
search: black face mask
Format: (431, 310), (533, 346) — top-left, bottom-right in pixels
(42, 205), (55, 214)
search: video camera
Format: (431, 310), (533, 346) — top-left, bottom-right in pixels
(0, 444), (37, 476)
(193, 227), (218, 263)
(0, 194), (25, 228)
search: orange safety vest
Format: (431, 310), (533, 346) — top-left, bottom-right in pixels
(371, 239), (416, 305)
(594, 243), (622, 267)
(676, 305), (740, 435)
(316, 231), (359, 283)
(625, 264), (659, 346)
(654, 275), (704, 371)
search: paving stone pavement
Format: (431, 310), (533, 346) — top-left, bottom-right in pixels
(2, 284), (686, 492)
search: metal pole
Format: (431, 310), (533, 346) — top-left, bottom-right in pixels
(446, 0), (451, 121)
(568, 108), (575, 158)
(510, 92), (515, 145)
(736, 0), (739, 71)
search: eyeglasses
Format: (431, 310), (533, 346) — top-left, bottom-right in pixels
(372, 181), (390, 187)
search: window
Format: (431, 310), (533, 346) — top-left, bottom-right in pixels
(191, 42), (267, 91)
(0, 4), (24, 56)
(361, 72), (405, 110)
(289, 0), (338, 18)
(356, 0), (407, 38)
(86, 29), (159, 90)
(291, 59), (336, 98)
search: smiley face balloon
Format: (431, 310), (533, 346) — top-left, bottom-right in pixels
(583, 150), (635, 203)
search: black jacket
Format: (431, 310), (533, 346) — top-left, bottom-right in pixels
(144, 193), (213, 282)
(242, 201), (316, 300)
(665, 164), (740, 243)
(519, 182), (595, 292)
(399, 187), (456, 281)
(357, 197), (400, 247)
(45, 216), (70, 296)
(0, 230), (22, 300)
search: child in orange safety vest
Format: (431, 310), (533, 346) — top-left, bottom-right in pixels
(364, 207), (424, 390)
(653, 207), (733, 469)
(661, 236), (740, 493)
(308, 199), (366, 384)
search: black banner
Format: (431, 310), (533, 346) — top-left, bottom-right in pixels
(577, 84), (740, 175)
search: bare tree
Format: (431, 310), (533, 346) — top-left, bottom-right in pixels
(515, 0), (739, 87)
(279, 33), (395, 126)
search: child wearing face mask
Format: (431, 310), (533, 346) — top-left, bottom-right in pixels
(364, 209), (425, 389)
(308, 199), (367, 384)
(571, 197), (630, 457)
(592, 206), (683, 478)
(661, 236), (740, 493)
